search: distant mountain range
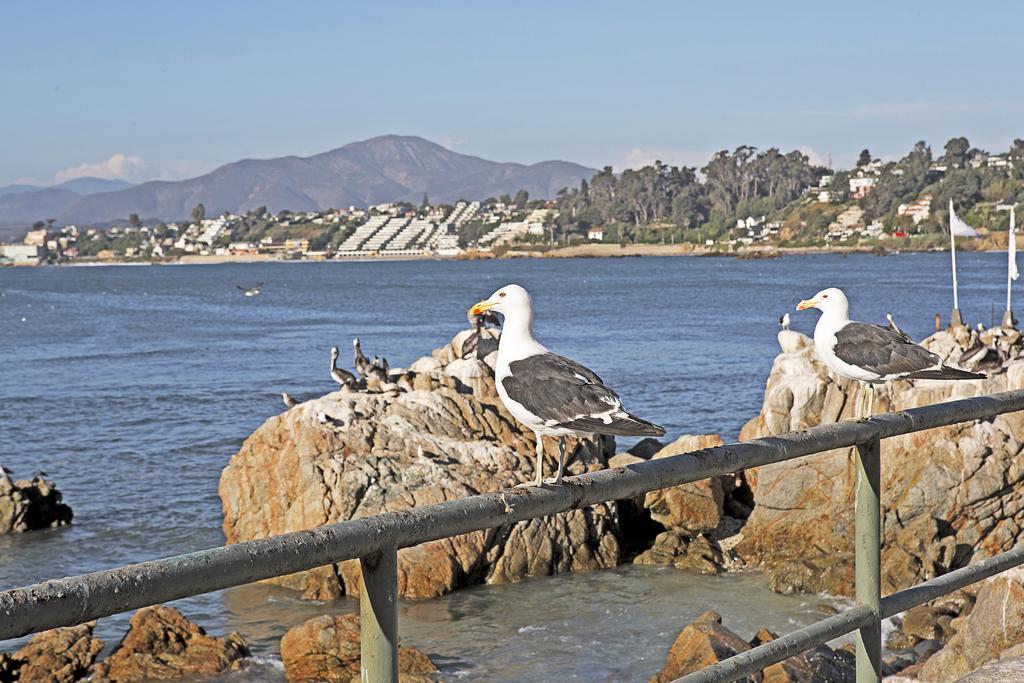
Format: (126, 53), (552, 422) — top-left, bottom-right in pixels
(0, 136), (596, 229)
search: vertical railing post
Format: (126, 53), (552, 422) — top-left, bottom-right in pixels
(855, 437), (882, 683)
(360, 546), (399, 683)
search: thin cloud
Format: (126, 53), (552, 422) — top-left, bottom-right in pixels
(53, 153), (147, 183)
(615, 147), (715, 171)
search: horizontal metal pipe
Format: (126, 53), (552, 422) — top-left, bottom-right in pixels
(882, 543), (1024, 617)
(2, 390), (1023, 641)
(674, 606), (875, 683)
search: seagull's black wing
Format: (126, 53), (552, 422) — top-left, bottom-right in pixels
(502, 353), (663, 436)
(834, 322), (983, 380)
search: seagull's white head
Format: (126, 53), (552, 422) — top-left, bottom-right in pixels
(470, 284), (532, 321)
(796, 287), (849, 318)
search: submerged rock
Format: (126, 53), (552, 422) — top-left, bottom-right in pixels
(737, 330), (1024, 596)
(0, 471), (73, 533)
(280, 614), (439, 682)
(91, 606), (249, 682)
(0, 622), (103, 683)
(219, 330), (620, 600)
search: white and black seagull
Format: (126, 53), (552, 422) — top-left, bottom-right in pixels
(796, 287), (983, 414)
(470, 284), (665, 487)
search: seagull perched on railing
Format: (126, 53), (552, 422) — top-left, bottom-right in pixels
(796, 287), (984, 416)
(470, 284), (664, 487)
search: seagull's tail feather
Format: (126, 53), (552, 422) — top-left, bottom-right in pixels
(562, 412), (666, 437)
(905, 365), (986, 381)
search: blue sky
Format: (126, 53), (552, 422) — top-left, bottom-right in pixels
(1, 1), (1021, 186)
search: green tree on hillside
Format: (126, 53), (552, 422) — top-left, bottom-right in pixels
(857, 149), (872, 167)
(191, 203), (206, 224)
(943, 137), (970, 169)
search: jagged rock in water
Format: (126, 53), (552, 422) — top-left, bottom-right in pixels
(0, 622), (103, 682)
(737, 330), (1024, 596)
(0, 472), (73, 533)
(219, 330), (620, 600)
(280, 614), (439, 682)
(920, 568), (1024, 682)
(648, 610), (853, 683)
(91, 606), (249, 682)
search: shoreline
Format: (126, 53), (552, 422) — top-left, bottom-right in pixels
(6, 241), (1000, 267)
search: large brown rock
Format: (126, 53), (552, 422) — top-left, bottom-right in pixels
(219, 331), (620, 600)
(737, 331), (1024, 596)
(91, 606), (249, 682)
(0, 622), (103, 683)
(643, 435), (727, 534)
(920, 568), (1024, 681)
(648, 611), (853, 682)
(280, 614), (439, 682)
(0, 472), (73, 534)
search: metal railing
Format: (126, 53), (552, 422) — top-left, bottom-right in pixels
(3, 390), (1024, 682)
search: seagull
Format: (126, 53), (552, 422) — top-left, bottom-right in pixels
(469, 284), (665, 487)
(778, 313), (791, 331)
(796, 287), (984, 416)
(237, 283), (263, 297)
(330, 347), (358, 389)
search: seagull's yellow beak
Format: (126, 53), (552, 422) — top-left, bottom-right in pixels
(470, 300), (494, 316)
(796, 298), (817, 311)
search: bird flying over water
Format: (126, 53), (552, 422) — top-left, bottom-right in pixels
(470, 284), (664, 487)
(796, 287), (984, 385)
(237, 283), (263, 297)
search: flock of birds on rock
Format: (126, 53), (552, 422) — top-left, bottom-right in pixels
(275, 280), (988, 488)
(281, 337), (391, 408)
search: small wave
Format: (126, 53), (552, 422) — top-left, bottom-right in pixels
(517, 624), (546, 633)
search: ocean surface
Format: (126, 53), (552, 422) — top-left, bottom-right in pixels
(0, 252), (1008, 679)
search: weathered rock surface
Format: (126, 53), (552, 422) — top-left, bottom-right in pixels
(0, 622), (103, 682)
(643, 434), (727, 535)
(280, 614), (439, 682)
(91, 606), (249, 682)
(0, 471), (73, 533)
(737, 330), (1024, 596)
(220, 330), (620, 599)
(648, 610), (853, 682)
(920, 568), (1024, 682)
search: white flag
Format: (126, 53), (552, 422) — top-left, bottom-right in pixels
(1011, 208), (1019, 281)
(950, 205), (979, 237)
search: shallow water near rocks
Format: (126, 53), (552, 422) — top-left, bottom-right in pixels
(0, 252), (1006, 677)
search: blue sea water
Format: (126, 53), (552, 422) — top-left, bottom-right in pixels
(0, 252), (1007, 679)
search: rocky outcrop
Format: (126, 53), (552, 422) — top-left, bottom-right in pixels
(919, 568), (1024, 682)
(648, 610), (853, 682)
(737, 329), (1024, 596)
(91, 606), (249, 682)
(0, 471), (73, 533)
(0, 622), (103, 682)
(219, 329), (620, 600)
(280, 614), (439, 682)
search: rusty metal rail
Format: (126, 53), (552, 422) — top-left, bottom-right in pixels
(3, 390), (1024, 682)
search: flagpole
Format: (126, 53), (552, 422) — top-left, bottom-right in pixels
(1005, 206), (1017, 328)
(950, 199), (963, 327)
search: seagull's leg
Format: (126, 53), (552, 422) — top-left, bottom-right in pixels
(545, 436), (567, 485)
(516, 433), (545, 488)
